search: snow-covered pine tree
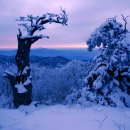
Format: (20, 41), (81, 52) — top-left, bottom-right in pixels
(83, 15), (130, 107)
(66, 15), (130, 107)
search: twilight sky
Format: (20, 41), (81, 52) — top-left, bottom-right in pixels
(0, 0), (130, 48)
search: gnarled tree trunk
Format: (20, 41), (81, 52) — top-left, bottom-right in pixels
(4, 35), (40, 108)
(4, 9), (68, 108)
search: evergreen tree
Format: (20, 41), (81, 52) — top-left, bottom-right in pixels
(85, 15), (130, 107)
(66, 16), (130, 107)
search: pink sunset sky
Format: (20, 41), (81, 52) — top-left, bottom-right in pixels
(0, 0), (130, 49)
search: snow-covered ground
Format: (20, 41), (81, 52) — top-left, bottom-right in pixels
(0, 104), (130, 130)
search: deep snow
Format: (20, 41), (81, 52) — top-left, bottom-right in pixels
(0, 104), (130, 130)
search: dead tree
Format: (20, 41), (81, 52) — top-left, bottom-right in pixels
(3, 8), (68, 108)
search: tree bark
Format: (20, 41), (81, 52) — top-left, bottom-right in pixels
(4, 35), (40, 108)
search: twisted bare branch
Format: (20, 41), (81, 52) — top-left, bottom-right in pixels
(121, 14), (129, 33)
(16, 8), (68, 37)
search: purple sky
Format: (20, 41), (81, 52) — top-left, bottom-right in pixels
(0, 0), (130, 48)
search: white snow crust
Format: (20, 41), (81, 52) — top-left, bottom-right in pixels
(0, 105), (130, 130)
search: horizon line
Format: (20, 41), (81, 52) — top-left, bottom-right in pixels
(0, 46), (88, 50)
(0, 47), (88, 50)
(0, 42), (88, 49)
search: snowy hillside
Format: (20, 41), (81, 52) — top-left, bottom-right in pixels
(0, 48), (98, 61)
(0, 104), (130, 130)
(0, 55), (70, 67)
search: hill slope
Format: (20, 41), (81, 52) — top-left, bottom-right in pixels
(0, 48), (98, 61)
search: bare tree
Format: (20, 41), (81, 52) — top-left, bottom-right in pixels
(3, 8), (68, 108)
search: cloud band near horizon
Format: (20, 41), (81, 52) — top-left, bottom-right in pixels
(0, 0), (130, 48)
